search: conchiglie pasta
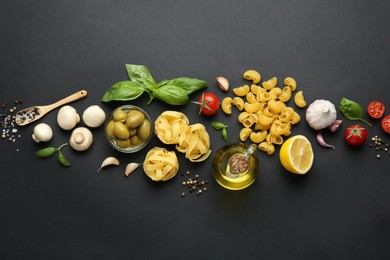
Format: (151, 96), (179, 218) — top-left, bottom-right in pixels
(242, 113), (258, 128)
(266, 133), (284, 145)
(250, 130), (267, 143)
(291, 111), (301, 124)
(238, 111), (250, 123)
(267, 100), (285, 114)
(233, 97), (245, 111)
(244, 102), (262, 113)
(250, 84), (264, 95)
(221, 97), (233, 114)
(258, 114), (274, 126)
(233, 84), (250, 96)
(243, 70), (261, 84)
(294, 90), (307, 108)
(258, 142), (275, 155)
(269, 87), (282, 100)
(262, 77), (277, 90)
(257, 91), (272, 102)
(246, 92), (258, 104)
(222, 69), (304, 156)
(278, 86), (292, 102)
(239, 127), (252, 141)
(254, 122), (271, 131)
(284, 77), (297, 91)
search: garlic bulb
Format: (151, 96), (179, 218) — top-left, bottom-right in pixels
(306, 99), (337, 130)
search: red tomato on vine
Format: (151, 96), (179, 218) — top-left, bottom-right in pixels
(192, 92), (220, 116)
(344, 124), (367, 146)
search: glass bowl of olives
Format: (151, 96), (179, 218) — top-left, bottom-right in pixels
(105, 105), (152, 153)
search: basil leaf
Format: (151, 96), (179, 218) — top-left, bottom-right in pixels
(157, 79), (169, 88)
(153, 85), (189, 105)
(125, 64), (156, 89)
(165, 77), (207, 95)
(221, 127), (228, 142)
(101, 81), (145, 102)
(211, 122), (226, 130)
(339, 98), (372, 126)
(58, 151), (71, 167)
(36, 147), (56, 158)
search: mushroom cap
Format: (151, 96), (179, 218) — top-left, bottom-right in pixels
(306, 99), (337, 130)
(32, 123), (53, 143)
(69, 127), (93, 151)
(82, 105), (106, 128)
(57, 105), (80, 130)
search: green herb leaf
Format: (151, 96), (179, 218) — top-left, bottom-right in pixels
(58, 151), (71, 167)
(153, 85), (189, 105)
(164, 77), (207, 95)
(211, 122), (226, 130)
(125, 64), (156, 88)
(339, 98), (372, 126)
(36, 147), (57, 158)
(101, 81), (145, 102)
(221, 127), (228, 142)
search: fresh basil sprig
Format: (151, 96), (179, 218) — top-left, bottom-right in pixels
(101, 64), (208, 105)
(339, 98), (372, 126)
(36, 143), (71, 167)
(211, 122), (228, 142)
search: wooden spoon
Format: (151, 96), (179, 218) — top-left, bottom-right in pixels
(15, 90), (88, 126)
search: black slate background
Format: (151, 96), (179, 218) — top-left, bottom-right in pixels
(1, 1), (390, 259)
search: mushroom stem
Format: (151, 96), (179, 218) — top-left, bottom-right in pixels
(74, 132), (84, 144)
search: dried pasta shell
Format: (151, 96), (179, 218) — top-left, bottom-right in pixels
(176, 123), (211, 162)
(155, 111), (189, 144)
(143, 147), (179, 181)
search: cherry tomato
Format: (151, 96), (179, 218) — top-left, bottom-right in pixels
(344, 124), (367, 146)
(381, 115), (390, 134)
(367, 101), (385, 119)
(193, 92), (220, 116)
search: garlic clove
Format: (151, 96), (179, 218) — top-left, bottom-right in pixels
(316, 131), (335, 149)
(216, 76), (229, 92)
(125, 162), (141, 177)
(97, 156), (120, 172)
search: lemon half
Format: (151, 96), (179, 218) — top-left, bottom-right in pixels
(279, 135), (314, 174)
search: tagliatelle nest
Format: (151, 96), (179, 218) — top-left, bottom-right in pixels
(176, 123), (211, 162)
(154, 111), (189, 144)
(143, 147), (179, 181)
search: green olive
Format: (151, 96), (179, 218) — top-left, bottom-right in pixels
(130, 135), (140, 146)
(138, 120), (151, 141)
(126, 110), (145, 128)
(116, 138), (131, 148)
(129, 128), (137, 136)
(106, 120), (115, 139)
(113, 122), (130, 140)
(113, 109), (127, 123)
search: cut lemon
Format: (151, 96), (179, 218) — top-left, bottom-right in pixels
(279, 135), (314, 174)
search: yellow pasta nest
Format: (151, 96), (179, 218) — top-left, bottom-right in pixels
(154, 111), (189, 144)
(176, 123), (211, 162)
(143, 147), (179, 181)
(223, 70), (304, 155)
(154, 111), (212, 162)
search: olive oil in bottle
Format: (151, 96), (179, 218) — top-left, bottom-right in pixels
(212, 143), (258, 190)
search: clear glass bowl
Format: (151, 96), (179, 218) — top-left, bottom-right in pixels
(105, 105), (152, 153)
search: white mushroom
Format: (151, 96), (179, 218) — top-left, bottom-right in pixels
(57, 105), (80, 130)
(32, 123), (53, 143)
(69, 127), (93, 151)
(82, 105), (106, 128)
